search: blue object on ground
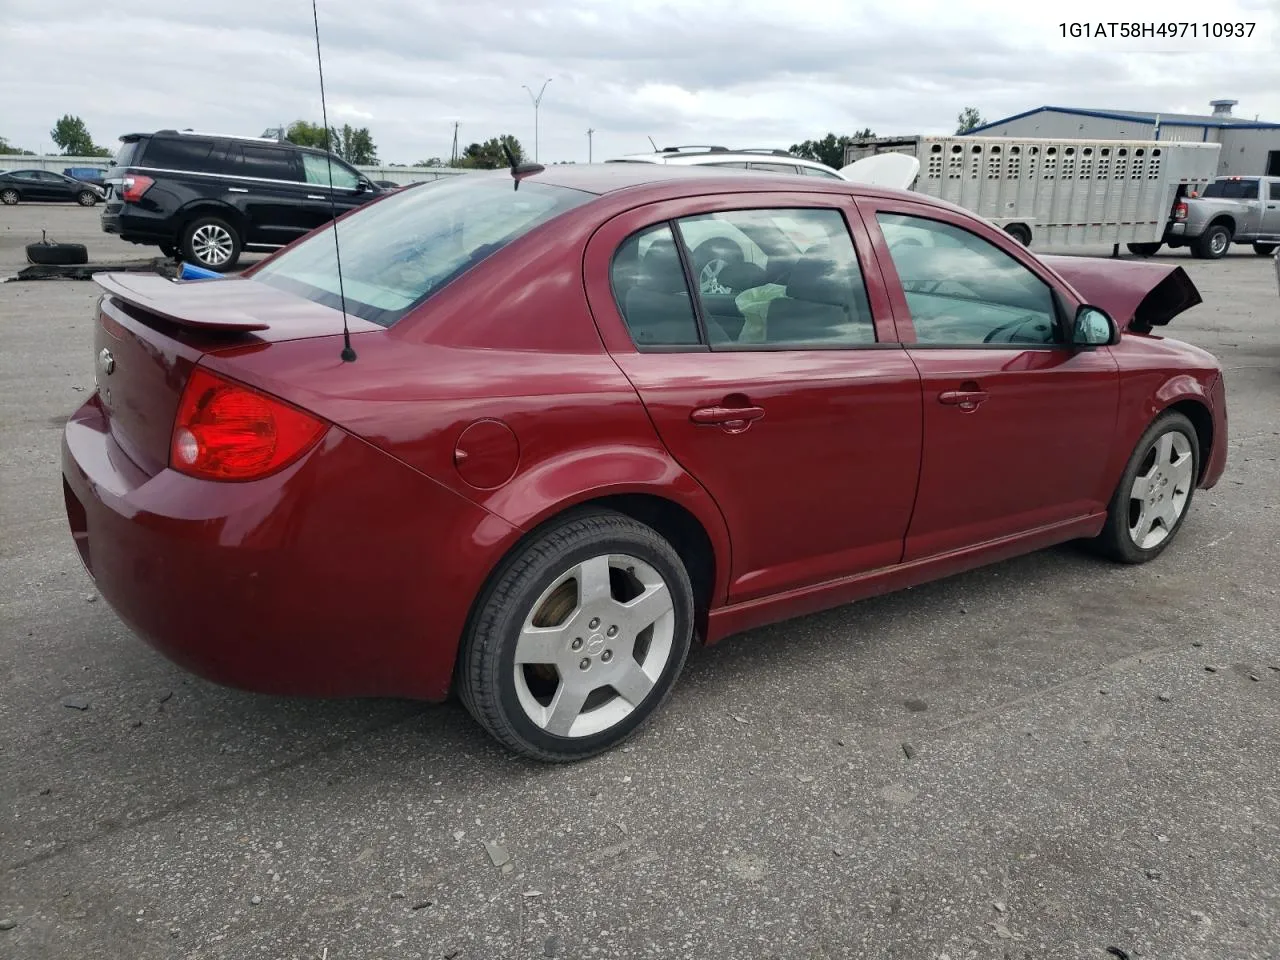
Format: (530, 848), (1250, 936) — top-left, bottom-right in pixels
(179, 262), (224, 281)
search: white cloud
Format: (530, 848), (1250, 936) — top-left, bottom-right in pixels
(0, 0), (1276, 164)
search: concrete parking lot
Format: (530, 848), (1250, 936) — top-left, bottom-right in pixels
(2, 202), (1278, 960)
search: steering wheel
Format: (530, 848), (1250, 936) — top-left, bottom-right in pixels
(691, 238), (745, 295)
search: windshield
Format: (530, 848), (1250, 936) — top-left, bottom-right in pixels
(252, 174), (593, 327)
(1202, 178), (1259, 199)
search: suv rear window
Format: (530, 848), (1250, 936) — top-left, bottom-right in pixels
(112, 140), (140, 169)
(251, 174), (593, 327)
(1202, 178), (1260, 199)
(141, 137), (217, 171)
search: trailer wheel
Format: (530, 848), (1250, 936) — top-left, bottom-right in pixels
(1126, 242), (1163, 257)
(1003, 224), (1032, 246)
(1254, 243), (1278, 256)
(1192, 224), (1231, 260)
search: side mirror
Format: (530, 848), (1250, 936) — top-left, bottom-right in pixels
(1072, 305), (1119, 347)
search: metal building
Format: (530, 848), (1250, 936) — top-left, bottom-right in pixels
(969, 100), (1280, 177)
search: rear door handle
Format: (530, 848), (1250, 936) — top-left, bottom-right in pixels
(938, 389), (990, 409)
(690, 405), (766, 432)
(307, 194), (327, 200)
(228, 187), (249, 193)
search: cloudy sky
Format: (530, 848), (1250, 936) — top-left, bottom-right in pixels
(1, 0), (1276, 166)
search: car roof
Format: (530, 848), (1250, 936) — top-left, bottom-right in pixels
(525, 162), (940, 209)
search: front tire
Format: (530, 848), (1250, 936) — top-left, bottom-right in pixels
(1192, 224), (1231, 260)
(181, 216), (241, 272)
(0, 189), (18, 205)
(1093, 412), (1200, 564)
(458, 510), (694, 762)
(76, 190), (98, 207)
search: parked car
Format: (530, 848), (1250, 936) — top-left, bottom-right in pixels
(100, 129), (385, 271)
(64, 166), (110, 189)
(608, 145), (849, 179)
(0, 169), (105, 206)
(62, 164), (1227, 761)
(1164, 175), (1280, 259)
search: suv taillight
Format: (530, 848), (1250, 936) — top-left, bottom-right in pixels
(170, 368), (327, 481)
(1174, 201), (1188, 221)
(120, 175), (154, 202)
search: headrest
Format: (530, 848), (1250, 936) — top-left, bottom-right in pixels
(717, 261), (767, 292)
(637, 238), (688, 294)
(785, 256), (853, 307)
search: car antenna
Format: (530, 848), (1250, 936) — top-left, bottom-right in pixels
(502, 142), (544, 189)
(310, 0), (356, 363)
(647, 135), (658, 151)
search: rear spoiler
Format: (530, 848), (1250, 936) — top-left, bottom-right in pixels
(1038, 256), (1202, 333)
(93, 273), (269, 331)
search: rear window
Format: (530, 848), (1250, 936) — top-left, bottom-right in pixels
(112, 140), (140, 169)
(141, 137), (217, 172)
(1202, 178), (1260, 199)
(252, 174), (593, 327)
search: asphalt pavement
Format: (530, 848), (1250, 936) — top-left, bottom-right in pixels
(2, 203), (1279, 960)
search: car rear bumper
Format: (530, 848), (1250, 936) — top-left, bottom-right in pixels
(61, 393), (517, 700)
(101, 205), (176, 245)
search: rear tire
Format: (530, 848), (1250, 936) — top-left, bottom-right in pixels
(1254, 243), (1278, 256)
(1092, 411), (1199, 564)
(1192, 224), (1231, 260)
(25, 241), (89, 265)
(458, 509), (694, 762)
(0, 188), (18, 205)
(1126, 242), (1163, 257)
(1003, 223), (1032, 246)
(181, 216), (241, 272)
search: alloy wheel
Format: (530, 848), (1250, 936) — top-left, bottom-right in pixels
(191, 223), (234, 266)
(1127, 431), (1194, 549)
(513, 553), (676, 738)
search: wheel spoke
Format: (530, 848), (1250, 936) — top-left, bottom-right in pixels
(515, 623), (570, 665)
(1169, 454), (1194, 491)
(1131, 507), (1155, 546)
(611, 661), (656, 707)
(544, 683), (591, 736)
(616, 582), (672, 636)
(576, 555), (612, 606)
(1129, 473), (1152, 500)
(1156, 433), (1174, 466)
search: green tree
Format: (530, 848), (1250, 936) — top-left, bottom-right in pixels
(789, 130), (875, 169)
(0, 135), (36, 155)
(50, 114), (110, 156)
(285, 121), (378, 165)
(416, 157), (446, 168)
(334, 124), (377, 165)
(454, 135), (525, 169)
(955, 107), (985, 134)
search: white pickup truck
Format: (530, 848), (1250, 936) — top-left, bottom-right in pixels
(1164, 175), (1280, 259)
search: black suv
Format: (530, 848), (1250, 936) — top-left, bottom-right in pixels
(101, 130), (384, 271)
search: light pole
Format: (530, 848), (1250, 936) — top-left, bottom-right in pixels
(587, 127), (594, 163)
(522, 78), (552, 163)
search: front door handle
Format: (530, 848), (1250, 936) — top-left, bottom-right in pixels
(227, 187), (249, 193)
(938, 389), (990, 410)
(307, 194), (327, 200)
(690, 404), (766, 432)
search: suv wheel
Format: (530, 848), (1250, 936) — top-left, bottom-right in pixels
(182, 216), (241, 272)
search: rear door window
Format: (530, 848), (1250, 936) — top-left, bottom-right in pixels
(239, 146), (301, 182)
(112, 140), (140, 169)
(748, 162), (800, 175)
(141, 137), (217, 172)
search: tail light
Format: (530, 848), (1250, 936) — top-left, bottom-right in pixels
(1174, 201), (1188, 221)
(120, 174), (154, 203)
(170, 368), (327, 481)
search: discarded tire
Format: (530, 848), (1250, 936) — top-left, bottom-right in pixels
(26, 242), (89, 266)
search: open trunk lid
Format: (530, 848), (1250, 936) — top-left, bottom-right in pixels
(1038, 256), (1203, 333)
(90, 273), (379, 476)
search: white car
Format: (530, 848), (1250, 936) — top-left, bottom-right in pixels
(606, 146), (849, 180)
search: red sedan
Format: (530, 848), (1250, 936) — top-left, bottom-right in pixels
(61, 164), (1228, 761)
